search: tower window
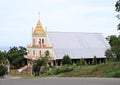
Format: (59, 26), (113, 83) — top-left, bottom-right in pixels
(42, 39), (44, 45)
(39, 38), (41, 45)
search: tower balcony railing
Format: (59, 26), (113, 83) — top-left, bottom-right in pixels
(27, 44), (46, 48)
(27, 44), (53, 48)
(24, 55), (40, 60)
(25, 54), (55, 60)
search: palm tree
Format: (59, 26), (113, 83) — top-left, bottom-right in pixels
(43, 50), (52, 66)
(32, 50), (51, 76)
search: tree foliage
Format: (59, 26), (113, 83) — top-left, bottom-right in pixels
(105, 49), (116, 62)
(92, 56), (97, 65)
(32, 50), (51, 76)
(0, 51), (7, 77)
(117, 23), (120, 30)
(115, 0), (120, 12)
(108, 35), (120, 61)
(7, 46), (27, 68)
(0, 64), (7, 76)
(43, 50), (51, 66)
(62, 54), (72, 65)
(77, 57), (85, 65)
(0, 51), (7, 64)
(115, 0), (120, 30)
(32, 58), (45, 76)
(0, 46), (26, 76)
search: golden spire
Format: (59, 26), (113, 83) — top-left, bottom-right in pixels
(33, 20), (46, 34)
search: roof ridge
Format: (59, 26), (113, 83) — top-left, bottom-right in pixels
(48, 31), (102, 34)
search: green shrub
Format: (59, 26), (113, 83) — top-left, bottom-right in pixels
(46, 71), (54, 75)
(54, 65), (73, 75)
(77, 57), (85, 65)
(54, 68), (62, 74)
(92, 56), (97, 65)
(107, 69), (120, 77)
(62, 55), (72, 65)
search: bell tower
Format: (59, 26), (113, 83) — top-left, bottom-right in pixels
(32, 20), (47, 48)
(25, 18), (54, 68)
(24, 17), (55, 75)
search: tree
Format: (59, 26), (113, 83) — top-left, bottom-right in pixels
(92, 56), (97, 65)
(0, 51), (7, 77)
(44, 50), (50, 57)
(0, 51), (7, 64)
(115, 0), (120, 12)
(115, 0), (120, 30)
(32, 50), (51, 76)
(7, 46), (27, 68)
(0, 64), (7, 77)
(43, 50), (51, 66)
(107, 35), (120, 61)
(105, 49), (116, 62)
(62, 54), (72, 65)
(32, 57), (46, 76)
(77, 57), (85, 65)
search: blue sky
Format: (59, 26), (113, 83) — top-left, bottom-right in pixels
(0, 0), (118, 48)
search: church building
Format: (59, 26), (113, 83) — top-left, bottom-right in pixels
(24, 19), (110, 66)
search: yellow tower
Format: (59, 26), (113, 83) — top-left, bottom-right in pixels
(25, 19), (54, 61)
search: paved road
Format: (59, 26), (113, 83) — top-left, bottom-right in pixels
(0, 78), (120, 85)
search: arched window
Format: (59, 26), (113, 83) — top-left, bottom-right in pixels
(39, 38), (41, 45)
(42, 39), (44, 45)
(33, 39), (35, 45)
(33, 50), (35, 55)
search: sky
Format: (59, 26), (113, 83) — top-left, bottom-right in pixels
(0, 0), (119, 49)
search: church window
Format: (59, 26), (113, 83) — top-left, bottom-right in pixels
(33, 50), (35, 55)
(39, 38), (41, 45)
(33, 39), (35, 45)
(42, 39), (44, 45)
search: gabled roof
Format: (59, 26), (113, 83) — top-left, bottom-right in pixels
(47, 32), (110, 59)
(33, 20), (46, 34)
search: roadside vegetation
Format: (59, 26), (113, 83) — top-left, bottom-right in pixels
(38, 60), (120, 78)
(0, 46), (27, 77)
(61, 62), (120, 78)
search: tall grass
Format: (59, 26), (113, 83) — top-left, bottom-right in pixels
(61, 62), (120, 78)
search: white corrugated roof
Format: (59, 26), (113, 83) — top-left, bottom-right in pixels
(47, 32), (110, 59)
